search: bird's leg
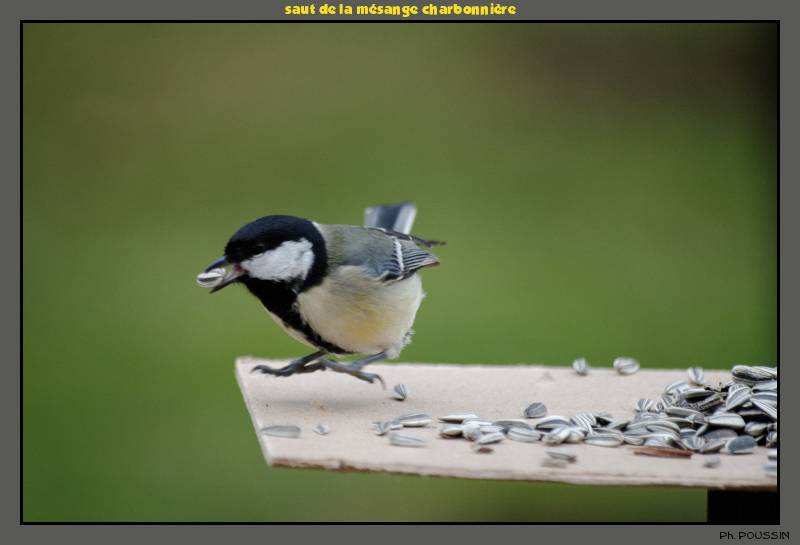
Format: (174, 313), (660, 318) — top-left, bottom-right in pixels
(251, 350), (327, 377)
(319, 351), (389, 387)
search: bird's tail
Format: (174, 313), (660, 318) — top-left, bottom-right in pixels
(363, 202), (417, 235)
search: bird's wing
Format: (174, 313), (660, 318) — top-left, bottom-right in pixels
(328, 225), (441, 282)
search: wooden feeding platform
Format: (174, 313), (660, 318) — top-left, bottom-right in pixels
(235, 358), (778, 522)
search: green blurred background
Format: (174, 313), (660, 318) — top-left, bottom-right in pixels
(22, 23), (776, 522)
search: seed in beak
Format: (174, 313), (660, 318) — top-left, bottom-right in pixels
(196, 268), (226, 288)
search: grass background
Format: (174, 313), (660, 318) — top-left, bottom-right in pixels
(22, 23), (776, 521)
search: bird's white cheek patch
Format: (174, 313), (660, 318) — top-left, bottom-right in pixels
(241, 239), (314, 282)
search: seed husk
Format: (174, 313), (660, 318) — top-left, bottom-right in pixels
(460, 422), (481, 441)
(524, 402), (548, 419)
(472, 445), (494, 454)
(439, 425), (464, 438)
(703, 455), (721, 468)
(636, 399), (657, 412)
(507, 427), (541, 443)
(196, 268), (226, 288)
(547, 450), (577, 463)
(725, 385), (752, 411)
(388, 432), (427, 447)
(687, 367), (705, 386)
(634, 446), (692, 458)
(541, 457), (568, 468)
(535, 415), (571, 430)
(751, 398), (777, 421)
(613, 357), (640, 375)
(706, 412), (746, 429)
(438, 413), (479, 423)
(391, 384), (408, 401)
(396, 413), (432, 427)
(479, 424), (505, 434)
(585, 432), (624, 447)
(313, 423), (330, 435)
(260, 425), (301, 438)
(544, 426), (571, 445)
(572, 358), (590, 376)
(699, 428), (738, 442)
(744, 421), (769, 437)
(477, 431), (505, 445)
(699, 438), (727, 454)
(492, 419), (534, 432)
(767, 449), (777, 461)
(726, 435), (757, 454)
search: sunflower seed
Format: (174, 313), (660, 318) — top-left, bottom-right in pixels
(706, 412), (745, 429)
(438, 413), (479, 423)
(564, 427), (587, 443)
(492, 419), (534, 432)
(699, 428), (738, 442)
(687, 367), (705, 386)
(665, 406), (701, 418)
(570, 412), (596, 430)
(766, 431), (778, 447)
(725, 385), (752, 410)
(391, 384), (408, 401)
(751, 398), (778, 421)
(479, 425), (505, 434)
(462, 422), (482, 441)
(572, 358), (590, 376)
(544, 426), (571, 445)
(396, 413), (432, 427)
(732, 365), (775, 384)
(388, 432), (426, 447)
(703, 455), (721, 468)
(196, 268), (226, 288)
(664, 380), (689, 394)
(541, 457), (568, 468)
(636, 399), (657, 412)
(477, 431), (505, 445)
(439, 425), (464, 438)
(764, 463), (778, 476)
(753, 380), (777, 392)
(547, 450), (577, 463)
(682, 435), (704, 451)
(372, 421), (402, 436)
(585, 432), (624, 447)
(507, 427), (542, 442)
(623, 434), (645, 446)
(699, 438), (726, 454)
(744, 421), (769, 437)
(313, 423), (330, 435)
(634, 446), (692, 458)
(260, 425), (301, 438)
(767, 449), (777, 461)
(535, 415), (571, 430)
(727, 435), (757, 454)
(524, 402), (547, 419)
(613, 357), (640, 375)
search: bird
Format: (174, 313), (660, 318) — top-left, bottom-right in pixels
(197, 202), (444, 386)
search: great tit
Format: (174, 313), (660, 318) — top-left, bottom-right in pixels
(197, 203), (444, 385)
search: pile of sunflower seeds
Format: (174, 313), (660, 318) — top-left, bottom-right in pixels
(423, 364), (777, 471)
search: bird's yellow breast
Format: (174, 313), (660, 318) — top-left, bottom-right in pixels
(297, 266), (423, 355)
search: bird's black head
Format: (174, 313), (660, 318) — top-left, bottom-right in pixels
(203, 215), (327, 293)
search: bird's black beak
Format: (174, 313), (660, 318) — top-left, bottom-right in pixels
(203, 256), (247, 293)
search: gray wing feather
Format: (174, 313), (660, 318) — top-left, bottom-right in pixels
(331, 225), (439, 282)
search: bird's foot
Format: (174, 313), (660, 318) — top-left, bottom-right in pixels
(320, 359), (385, 388)
(250, 350), (327, 377)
